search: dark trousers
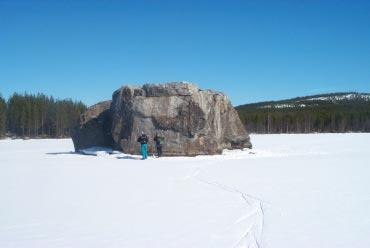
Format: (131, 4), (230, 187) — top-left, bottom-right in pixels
(156, 145), (162, 157)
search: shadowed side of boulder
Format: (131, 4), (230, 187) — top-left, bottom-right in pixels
(71, 100), (114, 151)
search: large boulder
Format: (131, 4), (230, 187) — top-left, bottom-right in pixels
(72, 82), (252, 155)
(71, 100), (114, 151)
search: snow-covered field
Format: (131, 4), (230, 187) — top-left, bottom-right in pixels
(1, 134), (369, 248)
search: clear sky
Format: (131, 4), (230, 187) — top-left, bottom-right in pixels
(1, 0), (370, 106)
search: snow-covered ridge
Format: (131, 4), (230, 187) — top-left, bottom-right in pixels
(304, 93), (370, 102)
(259, 103), (307, 109)
(257, 93), (370, 109)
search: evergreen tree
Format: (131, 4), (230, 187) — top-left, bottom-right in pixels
(237, 93), (370, 133)
(5, 92), (87, 138)
(0, 95), (6, 137)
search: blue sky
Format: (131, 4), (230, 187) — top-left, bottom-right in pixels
(1, 0), (370, 106)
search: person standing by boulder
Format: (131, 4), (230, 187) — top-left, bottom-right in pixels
(153, 133), (164, 157)
(137, 131), (149, 160)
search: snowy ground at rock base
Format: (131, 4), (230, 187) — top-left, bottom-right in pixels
(0, 133), (369, 248)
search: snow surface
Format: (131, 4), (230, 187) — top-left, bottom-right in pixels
(1, 134), (370, 248)
(79, 147), (114, 156)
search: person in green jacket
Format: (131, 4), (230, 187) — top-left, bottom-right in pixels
(153, 133), (164, 157)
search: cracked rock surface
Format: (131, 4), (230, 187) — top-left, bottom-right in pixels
(72, 82), (252, 155)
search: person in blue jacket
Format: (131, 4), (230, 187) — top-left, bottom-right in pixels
(137, 131), (149, 160)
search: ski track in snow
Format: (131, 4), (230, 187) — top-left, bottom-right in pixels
(2, 134), (370, 248)
(188, 168), (265, 248)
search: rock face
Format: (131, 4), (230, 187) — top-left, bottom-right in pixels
(71, 100), (114, 151)
(72, 82), (252, 155)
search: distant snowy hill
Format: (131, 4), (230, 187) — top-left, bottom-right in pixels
(304, 92), (370, 102)
(236, 92), (370, 133)
(238, 92), (370, 110)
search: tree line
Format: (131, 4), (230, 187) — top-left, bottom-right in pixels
(236, 98), (370, 133)
(1, 91), (370, 137)
(0, 93), (86, 138)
